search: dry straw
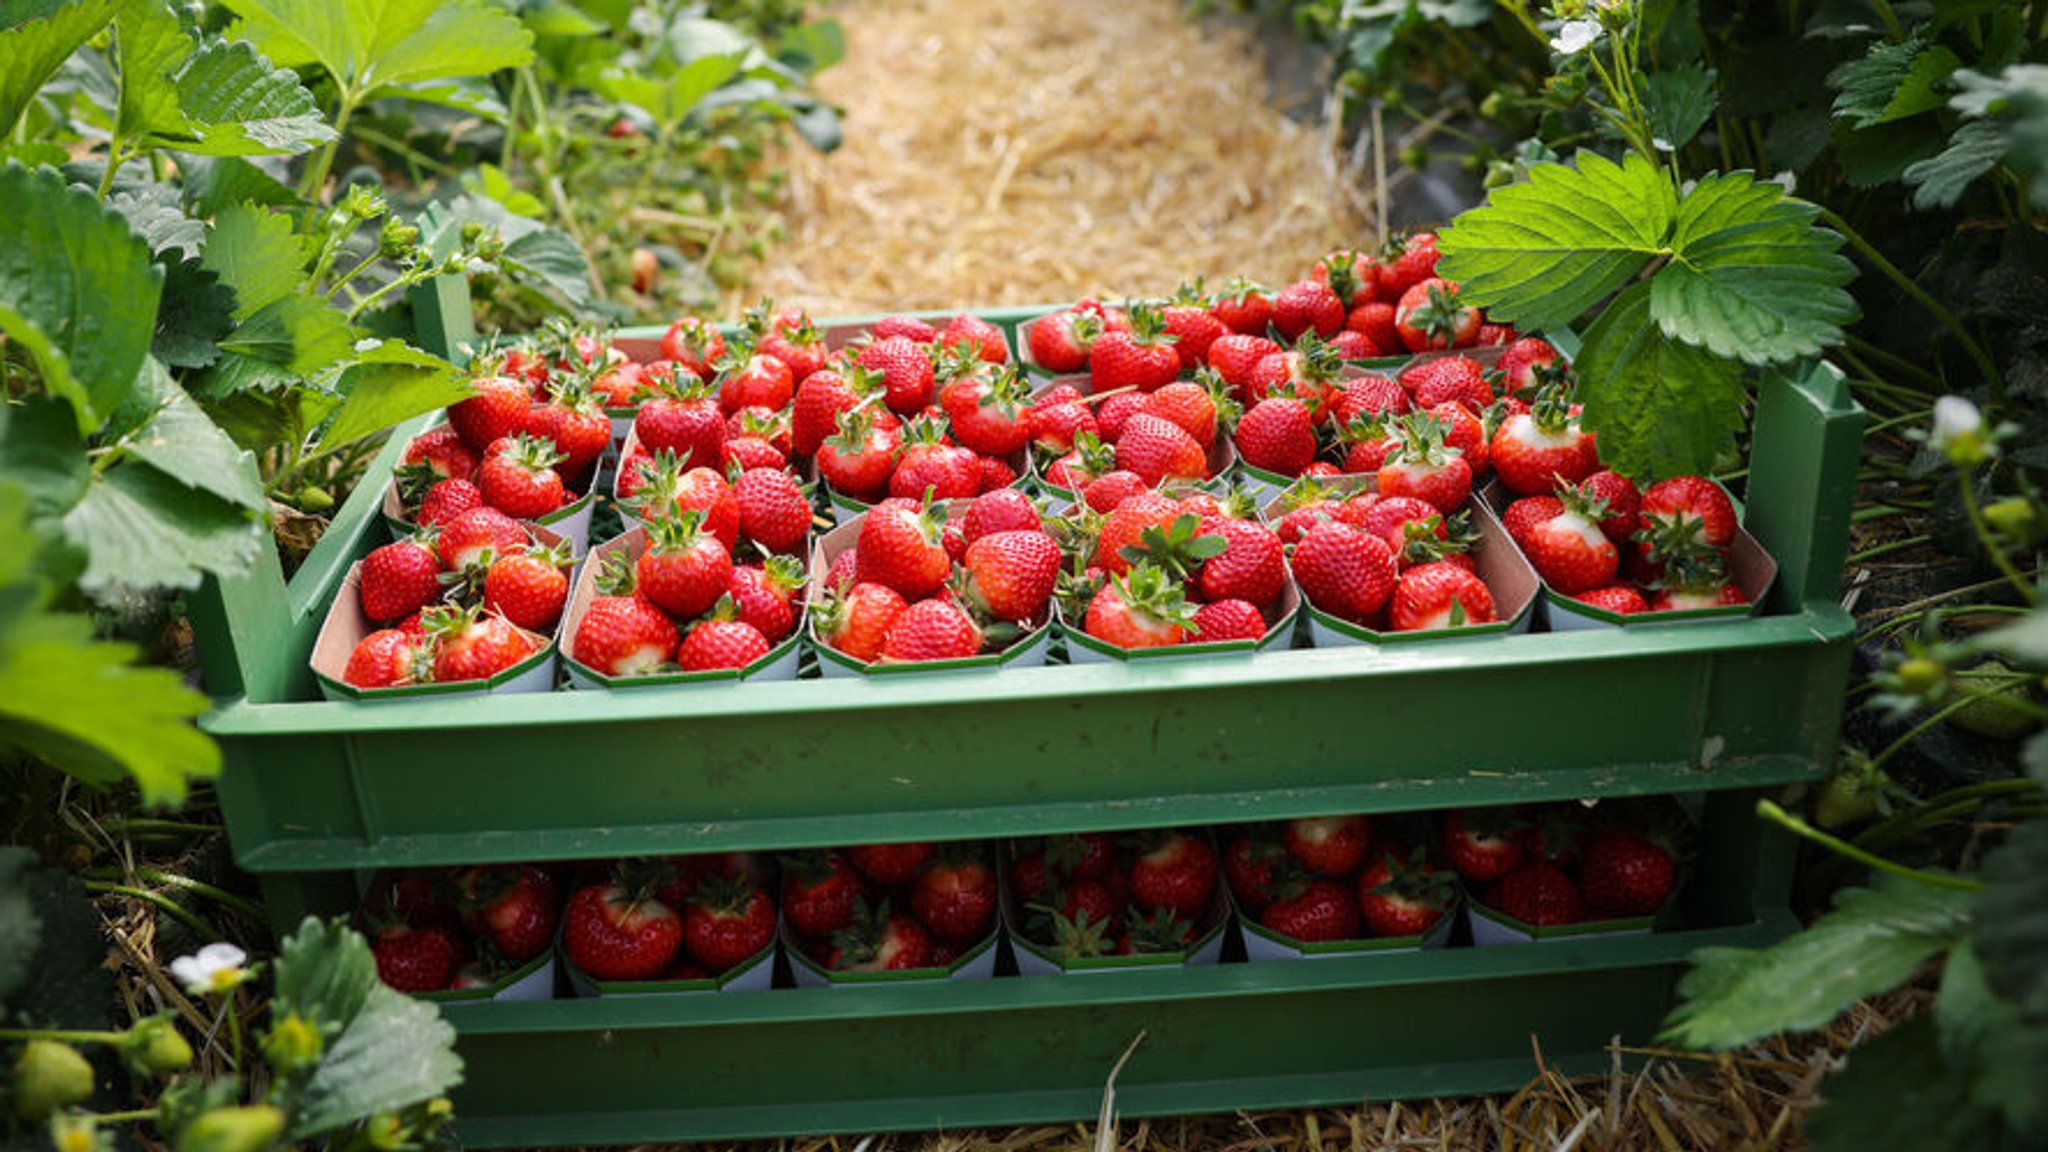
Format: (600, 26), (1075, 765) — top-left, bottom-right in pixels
(735, 0), (1376, 316)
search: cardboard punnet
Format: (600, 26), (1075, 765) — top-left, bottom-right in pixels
(1057, 559), (1300, 662)
(1262, 475), (1539, 648)
(559, 527), (805, 690)
(563, 938), (777, 997)
(421, 950), (559, 1004)
(782, 916), (1000, 988)
(806, 499), (1052, 678)
(382, 437), (597, 557)
(309, 568), (560, 703)
(1229, 880), (1458, 961)
(1000, 845), (1228, 976)
(1462, 894), (1655, 947)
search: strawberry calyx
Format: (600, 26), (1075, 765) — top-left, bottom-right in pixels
(1410, 283), (1472, 344)
(1026, 898), (1115, 959)
(1388, 412), (1459, 468)
(1121, 302), (1178, 346)
(1397, 513), (1474, 567)
(1111, 562), (1200, 634)
(499, 432), (568, 474)
(643, 507), (715, 558)
(594, 549), (642, 597)
(1218, 276), (1269, 306)
(1365, 846), (1454, 910)
(1526, 380), (1578, 435)
(1121, 905), (1198, 954)
(757, 554), (808, 598)
(1115, 512), (1227, 580)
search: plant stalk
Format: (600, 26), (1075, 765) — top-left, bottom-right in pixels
(1757, 799), (1983, 891)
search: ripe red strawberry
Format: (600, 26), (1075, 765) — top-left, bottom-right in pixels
(478, 435), (570, 519)
(1211, 278), (1274, 334)
(359, 538), (444, 623)
(564, 880), (682, 981)
(1314, 247), (1382, 308)
(1377, 417), (1473, 514)
(483, 542), (571, 632)
(372, 923), (459, 993)
(1129, 830), (1217, 919)
(1261, 877), (1361, 941)
(1094, 493), (1180, 575)
(1346, 300), (1400, 351)
(816, 408), (901, 502)
(573, 554), (681, 675)
(343, 628), (433, 688)
(859, 334), (937, 414)
(1207, 333), (1283, 395)
(1290, 521), (1398, 624)
(725, 557), (804, 642)
(1427, 401), (1490, 475)
(1195, 516), (1286, 607)
(813, 580), (908, 662)
(1089, 305), (1181, 392)
(940, 367), (1032, 457)
(682, 875), (775, 971)
(626, 459), (741, 550)
(403, 425), (480, 485)
(959, 529), (1061, 623)
(1283, 815), (1372, 877)
(1579, 829), (1676, 918)
(454, 865), (560, 963)
(888, 418), (983, 501)
(1394, 278), (1481, 352)
(1443, 808), (1527, 883)
(847, 842), (936, 887)
(1637, 476), (1737, 550)
(1236, 395), (1318, 476)
(1501, 495), (1564, 547)
(1575, 585), (1649, 615)
(856, 502), (951, 599)
(1095, 390), (1148, 444)
(1085, 565), (1195, 649)
(879, 597), (983, 661)
(717, 351), (796, 416)
(961, 488), (1040, 541)
(636, 513), (733, 620)
(417, 478), (483, 528)
(1025, 309), (1100, 372)
(1391, 561), (1496, 630)
(941, 313), (1009, 364)
(544, 385), (613, 481)
(911, 850), (998, 943)
(1497, 336), (1563, 395)
(1191, 597), (1266, 641)
(1027, 399), (1099, 456)
(636, 394), (727, 470)
(1075, 468), (1143, 514)
(1161, 302), (1226, 371)
(1116, 413), (1208, 485)
(1491, 390), (1598, 496)
(679, 612), (771, 671)
(824, 907), (933, 971)
(449, 375), (536, 454)
(1223, 831), (1287, 914)
(1357, 846), (1453, 938)
(1330, 374), (1408, 425)
(1579, 470), (1641, 547)
(780, 851), (866, 937)
(1487, 860), (1584, 927)
(425, 605), (534, 682)
(731, 467), (811, 555)
(1143, 379), (1227, 450)
(791, 367), (869, 459)
(1377, 232), (1441, 299)
(661, 317), (727, 376)
(1522, 489), (1619, 593)
(874, 314), (940, 344)
(1271, 280), (1345, 340)
(1409, 362), (1495, 420)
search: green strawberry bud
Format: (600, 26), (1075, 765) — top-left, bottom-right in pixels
(174, 1104), (286, 1152)
(122, 1014), (194, 1078)
(260, 1012), (323, 1074)
(11, 1039), (95, 1120)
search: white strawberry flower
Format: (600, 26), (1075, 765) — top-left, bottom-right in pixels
(170, 942), (251, 997)
(1930, 395), (1991, 465)
(1550, 19), (1602, 55)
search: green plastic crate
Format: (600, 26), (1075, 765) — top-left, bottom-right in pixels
(191, 302), (1862, 1146)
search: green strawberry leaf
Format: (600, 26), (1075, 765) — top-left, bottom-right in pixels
(219, 292), (357, 375)
(0, 483), (222, 807)
(1661, 874), (1973, 1050)
(166, 35), (336, 156)
(1433, 151), (1678, 335)
(1905, 119), (2009, 210)
(312, 340), (468, 455)
(59, 452), (266, 593)
(0, 847), (39, 1007)
(113, 0), (197, 152)
(272, 917), (463, 1140)
(1648, 168), (1859, 364)
(1645, 64), (1718, 152)
(1831, 37), (1962, 128)
(0, 164), (165, 435)
(1971, 747), (2048, 1016)
(1934, 939), (2048, 1138)
(217, 0), (533, 97)
(1573, 283), (1749, 481)
(202, 202), (309, 321)
(0, 0), (120, 138)
(116, 358), (266, 510)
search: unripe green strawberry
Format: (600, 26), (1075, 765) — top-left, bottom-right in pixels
(123, 1014), (194, 1078)
(11, 1039), (94, 1120)
(173, 1104), (286, 1152)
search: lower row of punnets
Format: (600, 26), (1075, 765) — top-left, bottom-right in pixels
(357, 798), (1692, 999)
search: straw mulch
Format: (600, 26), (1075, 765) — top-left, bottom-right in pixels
(733, 0), (1376, 316)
